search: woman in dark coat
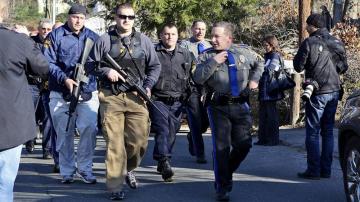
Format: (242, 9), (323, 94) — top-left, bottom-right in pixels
(255, 35), (285, 146)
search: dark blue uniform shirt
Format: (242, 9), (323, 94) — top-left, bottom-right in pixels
(43, 23), (99, 94)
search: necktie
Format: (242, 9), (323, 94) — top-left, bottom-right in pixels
(197, 43), (205, 55)
(227, 51), (239, 96)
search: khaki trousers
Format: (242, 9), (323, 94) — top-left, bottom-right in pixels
(99, 89), (150, 192)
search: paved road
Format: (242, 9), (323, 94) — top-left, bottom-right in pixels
(14, 128), (345, 202)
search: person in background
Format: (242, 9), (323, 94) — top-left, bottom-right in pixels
(0, 1), (49, 199)
(24, 19), (53, 157)
(180, 20), (212, 164)
(294, 13), (346, 180)
(255, 35), (285, 146)
(53, 21), (64, 30)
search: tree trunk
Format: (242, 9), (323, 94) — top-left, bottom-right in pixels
(333, 0), (344, 24)
(290, 0), (311, 126)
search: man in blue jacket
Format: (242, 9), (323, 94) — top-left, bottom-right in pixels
(43, 4), (99, 184)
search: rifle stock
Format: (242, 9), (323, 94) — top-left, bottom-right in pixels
(105, 53), (167, 119)
(65, 38), (94, 131)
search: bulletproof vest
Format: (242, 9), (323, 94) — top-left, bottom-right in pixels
(108, 30), (145, 91)
(153, 46), (191, 97)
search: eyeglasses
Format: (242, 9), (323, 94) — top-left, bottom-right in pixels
(117, 14), (136, 20)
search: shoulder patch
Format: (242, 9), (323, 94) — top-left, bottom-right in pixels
(43, 38), (51, 49)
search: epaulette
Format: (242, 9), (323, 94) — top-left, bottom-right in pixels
(202, 47), (214, 53)
(238, 43), (249, 49)
(235, 43), (263, 60)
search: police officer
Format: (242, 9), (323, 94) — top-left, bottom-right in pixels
(151, 23), (192, 182)
(87, 3), (161, 200)
(30, 19), (59, 164)
(193, 22), (263, 201)
(43, 4), (99, 184)
(180, 20), (212, 163)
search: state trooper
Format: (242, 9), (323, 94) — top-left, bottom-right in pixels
(180, 20), (212, 163)
(151, 23), (192, 182)
(43, 4), (99, 184)
(193, 22), (263, 201)
(87, 3), (161, 200)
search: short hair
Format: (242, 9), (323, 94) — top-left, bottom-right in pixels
(161, 23), (177, 33)
(212, 21), (234, 37)
(263, 34), (281, 53)
(191, 20), (206, 28)
(38, 18), (52, 28)
(114, 3), (134, 14)
(158, 23), (177, 38)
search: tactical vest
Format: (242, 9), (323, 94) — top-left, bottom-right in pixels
(107, 30), (145, 92)
(153, 46), (191, 98)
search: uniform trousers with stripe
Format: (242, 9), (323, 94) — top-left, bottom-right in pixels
(207, 102), (252, 193)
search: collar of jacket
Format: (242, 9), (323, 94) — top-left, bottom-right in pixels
(62, 22), (85, 36)
(31, 34), (44, 43)
(310, 28), (329, 37)
(155, 41), (184, 53)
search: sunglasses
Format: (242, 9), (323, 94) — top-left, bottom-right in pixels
(117, 14), (135, 20)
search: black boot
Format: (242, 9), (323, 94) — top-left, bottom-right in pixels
(158, 160), (174, 182)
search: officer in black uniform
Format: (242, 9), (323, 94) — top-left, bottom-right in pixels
(24, 19), (53, 154)
(193, 22), (263, 201)
(151, 23), (192, 182)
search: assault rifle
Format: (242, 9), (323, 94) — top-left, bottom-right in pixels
(65, 38), (94, 131)
(105, 53), (167, 118)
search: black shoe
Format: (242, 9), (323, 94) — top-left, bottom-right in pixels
(157, 161), (163, 173)
(297, 171), (320, 180)
(159, 160), (174, 182)
(110, 191), (125, 200)
(216, 191), (230, 201)
(320, 173), (331, 178)
(196, 156), (207, 164)
(43, 150), (52, 159)
(53, 164), (60, 173)
(187, 133), (195, 156)
(125, 171), (138, 189)
(25, 140), (35, 153)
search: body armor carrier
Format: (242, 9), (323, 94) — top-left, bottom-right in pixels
(106, 30), (146, 94)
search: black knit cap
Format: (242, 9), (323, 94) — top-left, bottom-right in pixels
(306, 13), (325, 28)
(68, 4), (87, 16)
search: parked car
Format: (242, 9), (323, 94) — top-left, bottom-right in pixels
(339, 90), (360, 202)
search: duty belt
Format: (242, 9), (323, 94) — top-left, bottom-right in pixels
(210, 95), (247, 106)
(153, 96), (183, 105)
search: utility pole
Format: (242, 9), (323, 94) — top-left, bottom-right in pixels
(290, 0), (311, 126)
(52, 0), (56, 24)
(333, 0), (344, 24)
